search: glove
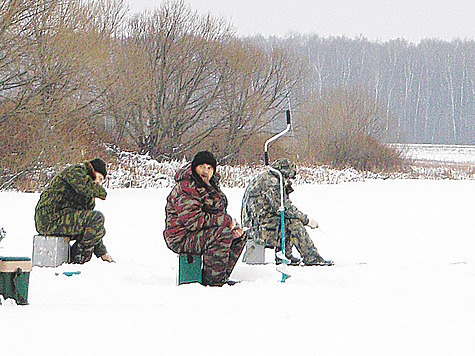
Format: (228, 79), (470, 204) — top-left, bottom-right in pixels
(308, 217), (319, 229)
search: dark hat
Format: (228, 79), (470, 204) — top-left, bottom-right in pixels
(89, 158), (107, 178)
(191, 150), (217, 173)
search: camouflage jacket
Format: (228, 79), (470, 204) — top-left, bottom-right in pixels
(164, 163), (232, 244)
(241, 170), (309, 245)
(35, 162), (107, 229)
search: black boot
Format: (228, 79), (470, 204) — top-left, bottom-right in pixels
(304, 254), (334, 266)
(70, 242), (94, 264)
(275, 248), (301, 266)
(201, 279), (240, 287)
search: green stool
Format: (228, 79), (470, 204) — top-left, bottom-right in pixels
(177, 253), (202, 285)
(0, 256), (32, 305)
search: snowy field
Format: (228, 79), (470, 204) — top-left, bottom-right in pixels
(1, 178), (475, 355)
(399, 143), (475, 164)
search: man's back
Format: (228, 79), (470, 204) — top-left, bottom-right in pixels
(241, 171), (278, 229)
(35, 163), (106, 231)
(36, 163), (105, 212)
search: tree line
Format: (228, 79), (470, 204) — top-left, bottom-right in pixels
(271, 34), (473, 145)
(1, 0), (470, 190)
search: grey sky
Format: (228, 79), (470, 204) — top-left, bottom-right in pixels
(127, 0), (474, 43)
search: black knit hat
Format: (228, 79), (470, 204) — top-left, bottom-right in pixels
(89, 158), (107, 178)
(191, 151), (217, 173)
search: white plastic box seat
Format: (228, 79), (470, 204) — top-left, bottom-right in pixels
(32, 235), (70, 267)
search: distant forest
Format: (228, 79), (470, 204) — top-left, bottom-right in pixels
(262, 35), (474, 144)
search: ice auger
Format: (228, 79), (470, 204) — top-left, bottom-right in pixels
(264, 110), (292, 282)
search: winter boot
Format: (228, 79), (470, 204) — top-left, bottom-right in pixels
(275, 253), (301, 266)
(275, 246), (301, 266)
(304, 254), (334, 266)
(70, 242), (94, 264)
(201, 278), (239, 287)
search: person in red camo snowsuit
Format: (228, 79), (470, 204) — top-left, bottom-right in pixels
(164, 151), (247, 286)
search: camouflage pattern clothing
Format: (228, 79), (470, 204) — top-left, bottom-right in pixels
(34, 162), (108, 262)
(164, 163), (247, 286)
(241, 158), (321, 264)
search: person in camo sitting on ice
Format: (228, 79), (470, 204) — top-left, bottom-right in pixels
(164, 150), (247, 286)
(241, 157), (333, 266)
(34, 158), (115, 264)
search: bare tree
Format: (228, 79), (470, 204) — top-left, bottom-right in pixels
(0, 0), (126, 189)
(0, 0), (56, 125)
(213, 39), (302, 163)
(105, 0), (234, 160)
(298, 86), (401, 170)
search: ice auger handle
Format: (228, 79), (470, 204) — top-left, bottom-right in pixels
(264, 110), (292, 166)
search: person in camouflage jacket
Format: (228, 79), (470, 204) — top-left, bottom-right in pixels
(241, 158), (333, 266)
(34, 158), (115, 264)
(164, 151), (247, 286)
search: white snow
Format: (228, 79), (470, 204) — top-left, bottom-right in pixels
(1, 178), (474, 355)
(398, 143), (475, 164)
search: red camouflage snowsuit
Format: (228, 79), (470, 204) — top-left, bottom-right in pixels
(163, 163), (246, 285)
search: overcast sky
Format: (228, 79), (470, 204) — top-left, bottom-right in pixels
(126, 0), (474, 43)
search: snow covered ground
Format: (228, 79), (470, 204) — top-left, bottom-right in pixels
(1, 178), (474, 355)
(399, 143), (475, 164)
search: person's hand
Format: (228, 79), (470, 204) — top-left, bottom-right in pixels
(232, 226), (243, 239)
(230, 219), (243, 239)
(100, 253), (115, 263)
(230, 218), (237, 230)
(308, 217), (319, 229)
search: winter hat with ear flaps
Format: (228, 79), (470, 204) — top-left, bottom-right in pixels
(191, 151), (217, 173)
(271, 158), (296, 179)
(89, 158), (107, 178)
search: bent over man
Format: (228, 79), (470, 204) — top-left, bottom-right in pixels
(242, 158), (333, 266)
(164, 151), (247, 286)
(34, 158), (114, 264)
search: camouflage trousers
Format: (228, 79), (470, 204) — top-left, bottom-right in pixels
(166, 225), (247, 285)
(35, 209), (107, 258)
(283, 219), (319, 263)
(257, 218), (319, 263)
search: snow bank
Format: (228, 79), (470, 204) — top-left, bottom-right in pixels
(103, 145), (474, 190)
